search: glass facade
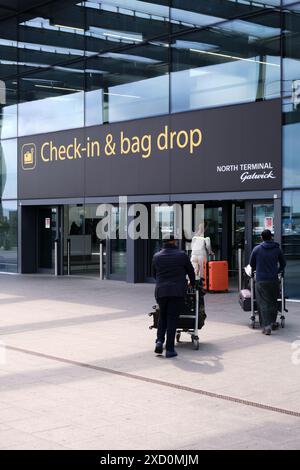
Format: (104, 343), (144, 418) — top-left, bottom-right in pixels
(0, 0), (299, 294)
(0, 200), (17, 273)
(171, 12), (281, 113)
(0, 0), (284, 140)
(283, 2), (300, 297)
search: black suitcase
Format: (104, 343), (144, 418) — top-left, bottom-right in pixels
(149, 292), (206, 330)
(178, 292), (206, 330)
(239, 289), (256, 312)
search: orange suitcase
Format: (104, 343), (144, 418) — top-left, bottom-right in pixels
(208, 261), (228, 292)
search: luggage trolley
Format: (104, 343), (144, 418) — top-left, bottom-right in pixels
(239, 269), (288, 329)
(148, 281), (206, 350)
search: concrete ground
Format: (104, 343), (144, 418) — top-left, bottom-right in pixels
(0, 273), (300, 450)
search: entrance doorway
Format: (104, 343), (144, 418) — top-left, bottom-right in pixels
(20, 205), (62, 274)
(37, 207), (59, 273)
(143, 199), (275, 288)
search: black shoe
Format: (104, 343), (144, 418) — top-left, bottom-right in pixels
(166, 350), (178, 358)
(154, 341), (163, 354)
(262, 327), (271, 335)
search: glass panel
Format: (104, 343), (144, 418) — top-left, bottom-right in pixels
(171, 12), (281, 113)
(171, 0), (281, 24)
(231, 202), (245, 271)
(51, 207), (58, 271)
(252, 203), (274, 246)
(282, 1), (300, 7)
(283, 5), (300, 187)
(0, 17), (18, 138)
(110, 206), (127, 277)
(18, 1), (85, 66)
(84, 204), (107, 275)
(0, 138), (17, 199)
(282, 190), (300, 298)
(18, 64), (84, 136)
(85, 0), (170, 55)
(64, 203), (109, 276)
(85, 42), (169, 124)
(64, 204), (86, 274)
(0, 200), (17, 273)
(204, 206), (222, 260)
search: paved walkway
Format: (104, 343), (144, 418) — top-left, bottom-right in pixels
(0, 274), (300, 450)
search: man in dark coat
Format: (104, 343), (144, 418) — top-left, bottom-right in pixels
(249, 229), (286, 335)
(152, 235), (196, 357)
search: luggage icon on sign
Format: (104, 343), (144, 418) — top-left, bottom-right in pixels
(22, 143), (36, 170)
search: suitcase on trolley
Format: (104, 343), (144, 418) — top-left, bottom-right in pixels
(148, 285), (207, 350)
(208, 260), (228, 292)
(248, 273), (287, 329)
(239, 288), (257, 312)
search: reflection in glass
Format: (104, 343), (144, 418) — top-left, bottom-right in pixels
(0, 138), (17, 200)
(110, 206), (126, 278)
(18, 67), (84, 136)
(171, 13), (281, 113)
(85, 42), (169, 124)
(204, 206), (222, 261)
(283, 7), (300, 187)
(64, 204), (109, 276)
(0, 200), (17, 273)
(0, 81), (18, 139)
(64, 204), (85, 274)
(252, 204), (274, 247)
(282, 191), (300, 298)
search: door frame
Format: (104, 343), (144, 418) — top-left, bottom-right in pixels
(37, 205), (63, 274)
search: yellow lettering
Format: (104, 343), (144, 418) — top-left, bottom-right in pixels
(120, 131), (130, 155)
(141, 135), (151, 159)
(157, 125), (168, 151)
(170, 131), (177, 149)
(50, 141), (58, 161)
(177, 130), (188, 149)
(58, 145), (66, 160)
(66, 144), (73, 159)
(73, 138), (81, 159)
(41, 142), (50, 162)
(190, 128), (202, 153)
(131, 136), (140, 154)
(91, 140), (100, 157)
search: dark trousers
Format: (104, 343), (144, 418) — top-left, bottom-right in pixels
(157, 296), (184, 352)
(255, 280), (279, 328)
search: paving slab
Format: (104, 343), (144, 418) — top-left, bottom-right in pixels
(0, 274), (300, 450)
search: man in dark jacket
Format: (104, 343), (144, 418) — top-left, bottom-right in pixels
(249, 229), (286, 335)
(152, 235), (195, 357)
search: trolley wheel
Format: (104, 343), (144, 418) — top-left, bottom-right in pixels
(281, 318), (285, 328)
(176, 333), (181, 343)
(193, 338), (200, 350)
(250, 321), (255, 329)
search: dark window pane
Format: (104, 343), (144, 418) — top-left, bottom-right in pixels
(18, 63), (84, 135)
(0, 79), (17, 139)
(0, 138), (17, 199)
(0, 17), (18, 138)
(18, 0), (85, 67)
(171, 12), (281, 112)
(171, 0), (281, 27)
(283, 5), (300, 187)
(85, 42), (169, 124)
(0, 200), (17, 273)
(282, 190), (300, 299)
(85, 0), (170, 54)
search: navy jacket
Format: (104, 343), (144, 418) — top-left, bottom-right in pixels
(249, 241), (286, 282)
(152, 245), (196, 298)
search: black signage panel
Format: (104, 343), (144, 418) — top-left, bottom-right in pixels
(18, 99), (281, 199)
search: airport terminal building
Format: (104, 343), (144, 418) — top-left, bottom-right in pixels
(0, 0), (300, 297)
